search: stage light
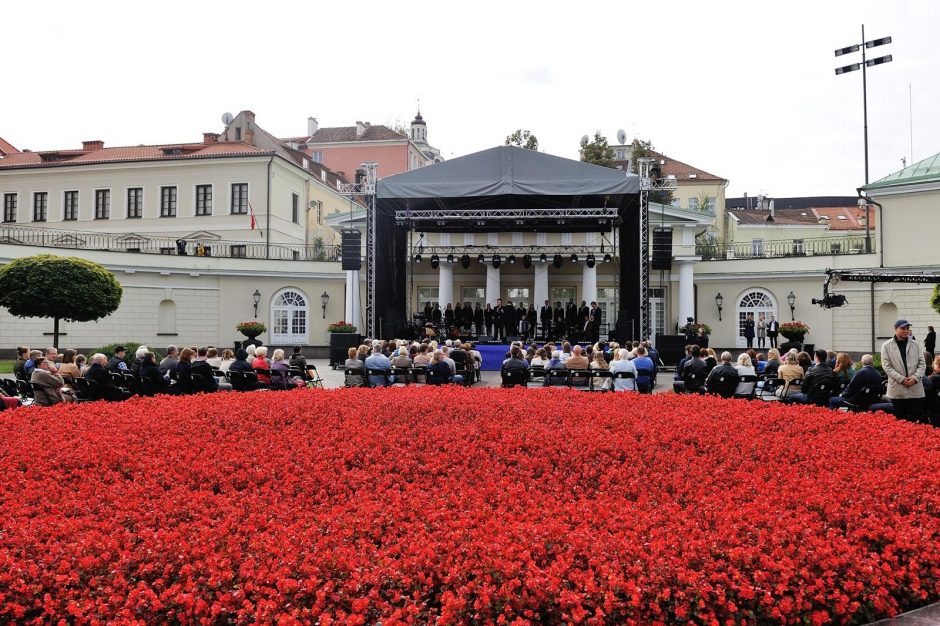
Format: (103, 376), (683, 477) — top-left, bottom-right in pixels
(523, 254), (532, 268)
(492, 255), (501, 269)
(430, 254), (440, 269)
(478, 254), (485, 264)
(553, 254), (562, 268)
(446, 254), (454, 264)
(570, 253), (578, 263)
(415, 254), (422, 264)
(461, 254), (470, 269)
(586, 254), (595, 268)
(508, 255), (516, 264)
(603, 253), (612, 263)
(540, 253), (547, 263)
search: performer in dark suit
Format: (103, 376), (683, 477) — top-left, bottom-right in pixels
(432, 303), (443, 325)
(553, 302), (565, 341)
(767, 315), (780, 348)
(453, 302), (463, 330)
(493, 299), (505, 341)
(484, 304), (494, 337)
(587, 301), (602, 343)
(540, 300), (552, 341)
(525, 305), (537, 341)
(423, 301), (433, 322)
(462, 303), (473, 334)
(565, 299), (578, 338)
(473, 303), (484, 336)
(504, 301), (517, 338)
(444, 303), (455, 329)
(578, 301), (590, 339)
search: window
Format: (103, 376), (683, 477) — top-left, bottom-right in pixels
(231, 183), (248, 214)
(751, 239), (764, 257)
(550, 287), (576, 306)
(316, 201), (323, 224)
(417, 286), (439, 310)
(230, 244), (247, 258)
(271, 289), (309, 344)
(291, 193), (299, 224)
(736, 289), (776, 347)
(95, 189), (110, 219)
(33, 192), (48, 222)
(127, 187), (143, 218)
(830, 242), (842, 254)
(160, 247), (174, 255)
(64, 191), (79, 220)
(506, 287), (530, 309)
(235, 127), (242, 140)
(2, 193), (16, 222)
(160, 186), (177, 217)
(195, 185), (212, 216)
(792, 239), (805, 255)
(311, 150), (322, 163)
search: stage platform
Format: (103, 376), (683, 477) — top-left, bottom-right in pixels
(474, 342), (593, 371)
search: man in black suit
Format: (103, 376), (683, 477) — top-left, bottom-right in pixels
(553, 302), (565, 341)
(540, 300), (552, 340)
(829, 354), (883, 410)
(767, 315), (780, 348)
(681, 346), (708, 394)
(565, 299), (578, 338)
(792, 349), (838, 406)
(578, 301), (590, 338)
(473, 303), (484, 336)
(504, 301), (517, 339)
(704, 351), (739, 398)
(587, 301), (602, 343)
(432, 303), (442, 325)
(493, 298), (505, 341)
(85, 353), (133, 401)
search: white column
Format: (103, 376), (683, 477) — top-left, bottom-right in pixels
(581, 263), (598, 304)
(439, 263), (454, 308)
(345, 270), (361, 329)
(486, 264), (501, 305)
(677, 260), (695, 327)
(534, 263), (549, 306)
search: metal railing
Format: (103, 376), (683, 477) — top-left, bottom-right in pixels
(696, 235), (874, 261)
(0, 224), (341, 262)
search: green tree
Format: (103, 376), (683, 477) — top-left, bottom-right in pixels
(931, 284), (940, 317)
(0, 255), (123, 348)
(505, 129), (539, 151)
(579, 131), (615, 168)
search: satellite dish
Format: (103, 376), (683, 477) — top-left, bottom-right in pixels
(617, 129), (627, 145)
(580, 135), (590, 148)
(221, 112), (234, 125)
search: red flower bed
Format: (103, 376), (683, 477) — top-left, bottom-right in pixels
(1, 389), (939, 624)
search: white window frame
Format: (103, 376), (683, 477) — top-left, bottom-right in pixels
(270, 288), (309, 345)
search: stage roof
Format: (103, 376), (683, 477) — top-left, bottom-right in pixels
(376, 145), (639, 215)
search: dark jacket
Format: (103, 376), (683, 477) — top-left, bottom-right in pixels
(502, 357), (529, 372)
(85, 362), (127, 401)
(802, 363), (838, 406)
(138, 363), (171, 395)
(763, 359), (781, 378)
(427, 361), (453, 384)
(842, 365), (883, 407)
(705, 363), (739, 398)
(107, 355), (127, 373)
(682, 357), (709, 392)
(191, 360), (219, 393)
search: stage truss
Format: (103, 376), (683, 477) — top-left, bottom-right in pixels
(340, 163), (378, 337)
(637, 158), (677, 341)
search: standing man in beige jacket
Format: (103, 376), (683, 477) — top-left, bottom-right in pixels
(881, 319), (927, 423)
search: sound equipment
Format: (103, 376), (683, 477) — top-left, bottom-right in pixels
(341, 229), (361, 271)
(655, 334), (687, 366)
(652, 227), (673, 271)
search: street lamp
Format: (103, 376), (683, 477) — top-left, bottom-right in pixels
(835, 24), (892, 254)
(320, 291), (330, 319)
(787, 291), (796, 321)
(715, 293), (724, 321)
(252, 289), (261, 318)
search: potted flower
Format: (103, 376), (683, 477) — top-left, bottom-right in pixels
(236, 321), (266, 345)
(779, 321), (810, 342)
(328, 321), (360, 368)
(327, 320), (357, 333)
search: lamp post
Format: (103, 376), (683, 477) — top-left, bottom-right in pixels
(253, 289), (261, 318)
(787, 291), (796, 321)
(715, 293), (723, 321)
(320, 291), (330, 319)
(835, 25), (892, 254)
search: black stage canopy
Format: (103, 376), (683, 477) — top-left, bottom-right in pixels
(370, 146), (642, 339)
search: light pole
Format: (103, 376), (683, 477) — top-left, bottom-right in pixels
(835, 25), (892, 254)
(787, 291), (796, 321)
(715, 293), (724, 321)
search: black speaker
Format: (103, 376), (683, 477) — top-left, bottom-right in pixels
(652, 227), (673, 270)
(341, 229), (361, 271)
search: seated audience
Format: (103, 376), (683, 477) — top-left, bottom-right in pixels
(269, 348), (292, 389)
(790, 349), (837, 406)
(192, 347), (222, 392)
(530, 348), (549, 368)
(108, 346), (130, 373)
(218, 349), (236, 373)
(85, 353), (133, 401)
(754, 353), (767, 374)
(679, 347), (708, 394)
(344, 347), (366, 387)
(138, 352), (172, 396)
(174, 348), (197, 394)
(797, 351), (812, 374)
(289, 346), (309, 377)
(76, 354), (88, 376)
(609, 348), (637, 392)
(57, 349), (81, 383)
(413, 344), (431, 367)
(833, 353), (855, 387)
(206, 348), (223, 369)
(502, 346), (530, 372)
(565, 345), (590, 371)
(763, 348), (781, 378)
(426, 351), (453, 384)
(590, 350), (611, 390)
(13, 346), (29, 379)
(390, 347), (413, 369)
(776, 352), (805, 398)
(24, 350), (42, 377)
(30, 357), (73, 406)
(131, 346), (148, 376)
(735, 353), (757, 396)
(704, 352), (739, 398)
(364, 343), (394, 386)
(159, 346), (179, 376)
(252, 346), (272, 386)
(632, 346), (656, 391)
(829, 354), (883, 410)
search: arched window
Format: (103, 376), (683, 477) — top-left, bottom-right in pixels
(735, 289), (777, 347)
(878, 302), (898, 339)
(271, 288), (308, 344)
(158, 299), (176, 334)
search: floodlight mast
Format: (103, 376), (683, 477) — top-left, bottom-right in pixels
(835, 25), (892, 254)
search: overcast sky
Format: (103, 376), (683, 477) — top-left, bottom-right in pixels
(4, 0), (938, 197)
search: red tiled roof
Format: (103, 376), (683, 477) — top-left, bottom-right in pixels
(0, 141), (267, 169)
(729, 208), (823, 226)
(613, 148), (726, 182)
(305, 124), (407, 143)
(811, 206), (874, 231)
(0, 137), (19, 156)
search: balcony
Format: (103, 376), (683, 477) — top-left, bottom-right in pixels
(0, 224), (341, 262)
(696, 235), (874, 261)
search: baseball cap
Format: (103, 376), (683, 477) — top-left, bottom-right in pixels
(114, 345), (126, 353)
(894, 319), (912, 329)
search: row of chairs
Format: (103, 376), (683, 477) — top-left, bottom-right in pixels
(344, 363), (477, 387)
(501, 367), (653, 392)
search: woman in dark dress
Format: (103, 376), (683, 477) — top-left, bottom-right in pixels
(473, 303), (484, 336)
(138, 352), (172, 396)
(444, 303), (455, 328)
(743, 313), (755, 349)
(462, 302), (473, 333)
(484, 304), (494, 337)
(926, 325), (936, 358)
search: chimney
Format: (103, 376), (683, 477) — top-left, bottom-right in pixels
(244, 129), (254, 145)
(355, 121), (366, 138)
(307, 116), (318, 136)
(82, 140), (104, 151)
(243, 110), (256, 121)
(203, 132), (219, 144)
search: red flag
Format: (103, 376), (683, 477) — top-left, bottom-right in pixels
(248, 200), (262, 237)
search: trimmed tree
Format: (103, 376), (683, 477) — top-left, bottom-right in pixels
(505, 129), (539, 151)
(0, 254), (123, 348)
(579, 131), (615, 168)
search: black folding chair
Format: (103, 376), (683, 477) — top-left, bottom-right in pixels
(840, 386), (884, 412)
(72, 377), (99, 401)
(366, 367), (392, 387)
(392, 366), (411, 386)
(228, 370), (260, 392)
(734, 374), (759, 400)
(0, 378), (19, 398)
(408, 366), (427, 385)
(500, 369), (528, 388)
(529, 366), (546, 385)
(16, 379), (34, 399)
(611, 370), (636, 391)
(544, 369), (571, 387)
(454, 363), (473, 386)
(343, 367), (366, 387)
(568, 369), (592, 389)
(758, 377), (784, 401)
(590, 369), (613, 391)
(425, 368), (451, 386)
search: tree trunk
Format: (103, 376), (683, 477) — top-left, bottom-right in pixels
(53, 316), (60, 349)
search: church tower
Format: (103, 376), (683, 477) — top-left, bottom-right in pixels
(410, 110), (427, 145)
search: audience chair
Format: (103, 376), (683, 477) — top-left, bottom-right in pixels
(734, 374), (759, 400)
(611, 370), (636, 391)
(407, 366), (427, 385)
(228, 370), (260, 392)
(758, 377), (784, 401)
(454, 363), (473, 386)
(307, 364), (325, 388)
(500, 369), (528, 388)
(0, 379), (19, 398)
(72, 377), (99, 401)
(425, 368), (451, 386)
(781, 378), (803, 399)
(840, 386), (885, 412)
(590, 369), (613, 391)
(16, 379), (34, 400)
(343, 367), (366, 388)
(569, 369), (592, 389)
(391, 366), (411, 386)
(544, 369), (571, 387)
(528, 366), (546, 385)
(366, 368), (392, 387)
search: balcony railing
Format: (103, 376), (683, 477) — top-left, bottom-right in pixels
(696, 235), (874, 261)
(0, 224), (341, 262)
